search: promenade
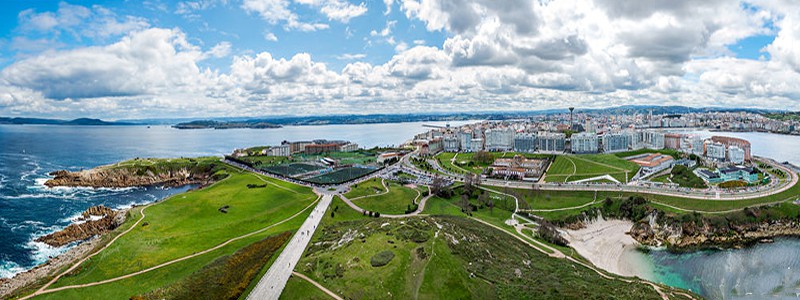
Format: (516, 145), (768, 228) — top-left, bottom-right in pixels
(247, 194), (333, 300)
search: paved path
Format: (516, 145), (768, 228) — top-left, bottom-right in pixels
(291, 271), (343, 300)
(247, 194), (333, 300)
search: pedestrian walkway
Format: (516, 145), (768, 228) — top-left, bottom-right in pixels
(247, 194), (333, 300)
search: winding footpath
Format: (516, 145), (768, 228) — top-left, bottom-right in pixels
(247, 194), (333, 300)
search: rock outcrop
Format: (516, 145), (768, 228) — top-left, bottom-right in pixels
(35, 205), (125, 247)
(629, 211), (800, 250)
(45, 165), (214, 188)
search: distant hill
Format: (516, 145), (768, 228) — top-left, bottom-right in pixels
(172, 120), (281, 129)
(0, 117), (134, 126)
(2, 105), (784, 127)
(159, 105), (783, 127)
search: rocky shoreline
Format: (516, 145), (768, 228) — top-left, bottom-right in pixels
(0, 205), (129, 298)
(45, 167), (211, 188)
(629, 213), (800, 251)
(35, 206), (126, 247)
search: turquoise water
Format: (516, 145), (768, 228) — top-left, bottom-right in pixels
(644, 239), (800, 299)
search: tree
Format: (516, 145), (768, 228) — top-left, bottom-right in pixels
(460, 193), (471, 213)
(472, 150), (494, 165)
(431, 175), (451, 198)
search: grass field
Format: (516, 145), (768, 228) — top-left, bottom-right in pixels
(613, 148), (683, 159)
(295, 215), (671, 299)
(544, 154), (640, 183)
(436, 152), (552, 175)
(31, 170), (317, 299)
(305, 167), (377, 184)
(279, 275), (332, 300)
(350, 181), (420, 215)
(344, 178), (386, 199)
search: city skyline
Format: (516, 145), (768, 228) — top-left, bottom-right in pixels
(1, 1), (800, 119)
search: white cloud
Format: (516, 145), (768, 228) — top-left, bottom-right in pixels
(241, 0), (329, 31)
(17, 2), (149, 40)
(264, 32), (279, 41)
(384, 0), (394, 15)
(394, 41), (408, 52)
(205, 41), (232, 58)
(336, 53), (367, 60)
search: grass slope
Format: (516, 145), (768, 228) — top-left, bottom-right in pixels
(34, 170), (316, 299)
(351, 181), (419, 215)
(297, 216), (667, 299)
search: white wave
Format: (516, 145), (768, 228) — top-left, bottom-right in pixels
(0, 260), (26, 279)
(25, 240), (73, 269)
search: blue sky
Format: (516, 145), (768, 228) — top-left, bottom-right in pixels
(0, 0), (798, 119)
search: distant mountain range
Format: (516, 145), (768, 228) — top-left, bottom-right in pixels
(0, 117), (134, 126)
(0, 105), (785, 127)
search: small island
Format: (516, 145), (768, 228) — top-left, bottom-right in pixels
(172, 120), (282, 129)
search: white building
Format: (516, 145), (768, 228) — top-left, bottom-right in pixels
(459, 131), (473, 152)
(339, 143), (359, 152)
(484, 128), (514, 151)
(443, 136), (460, 152)
(267, 145), (291, 156)
(602, 132), (630, 153)
(706, 142), (726, 161)
(643, 131), (665, 149)
(690, 136), (706, 156)
(572, 132), (599, 154)
(469, 138), (484, 152)
(513, 133), (537, 153)
(538, 133), (566, 153)
(729, 146), (745, 164)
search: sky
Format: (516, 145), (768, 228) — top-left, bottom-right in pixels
(0, 0), (799, 119)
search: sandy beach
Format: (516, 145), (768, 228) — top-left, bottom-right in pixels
(564, 218), (653, 279)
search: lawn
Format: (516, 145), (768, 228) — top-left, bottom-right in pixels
(279, 275), (332, 300)
(41, 170), (317, 292)
(544, 154), (640, 183)
(613, 148), (683, 159)
(435, 152), (553, 176)
(238, 155), (291, 167)
(351, 181), (420, 215)
(344, 178), (387, 199)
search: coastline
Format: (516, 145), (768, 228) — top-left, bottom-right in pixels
(0, 207), (130, 298)
(563, 218), (654, 279)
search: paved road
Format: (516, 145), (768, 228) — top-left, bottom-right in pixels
(247, 194), (333, 300)
(424, 154), (798, 201)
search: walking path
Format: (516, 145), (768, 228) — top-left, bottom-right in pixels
(247, 194), (333, 300)
(291, 271), (343, 300)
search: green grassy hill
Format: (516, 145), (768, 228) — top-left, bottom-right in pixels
(292, 215), (671, 299)
(29, 170), (318, 300)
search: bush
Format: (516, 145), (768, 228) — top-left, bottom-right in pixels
(370, 250), (395, 267)
(719, 180), (747, 189)
(136, 232), (291, 300)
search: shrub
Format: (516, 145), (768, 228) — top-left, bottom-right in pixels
(136, 232), (291, 300)
(370, 250), (395, 267)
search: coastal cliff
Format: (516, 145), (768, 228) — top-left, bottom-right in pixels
(44, 157), (226, 188)
(36, 206), (125, 247)
(629, 210), (800, 250)
(548, 196), (800, 251)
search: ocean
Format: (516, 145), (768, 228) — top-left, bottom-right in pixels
(0, 121), (465, 278)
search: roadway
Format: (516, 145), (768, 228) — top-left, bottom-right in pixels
(419, 154), (798, 201)
(246, 194), (333, 300)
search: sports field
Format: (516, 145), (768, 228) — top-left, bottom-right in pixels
(544, 154), (640, 183)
